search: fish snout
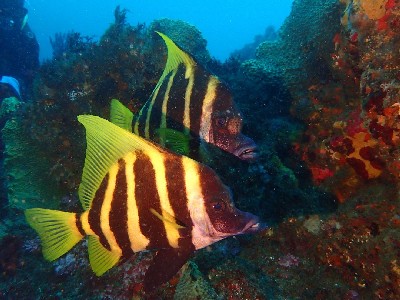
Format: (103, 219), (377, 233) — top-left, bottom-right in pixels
(234, 135), (258, 161)
(239, 211), (264, 234)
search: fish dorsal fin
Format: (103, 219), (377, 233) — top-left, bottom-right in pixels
(77, 115), (157, 210)
(110, 99), (134, 132)
(156, 31), (196, 83)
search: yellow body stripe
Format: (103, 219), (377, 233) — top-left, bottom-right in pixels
(182, 156), (203, 210)
(181, 156), (209, 250)
(100, 163), (122, 253)
(147, 149), (180, 248)
(145, 84), (162, 138)
(124, 152), (150, 251)
(80, 211), (95, 235)
(183, 67), (195, 135)
(199, 76), (219, 142)
(160, 70), (177, 134)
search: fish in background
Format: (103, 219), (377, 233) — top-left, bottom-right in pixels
(111, 32), (258, 162)
(25, 115), (262, 293)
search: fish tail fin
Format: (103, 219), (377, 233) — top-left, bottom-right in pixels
(25, 208), (84, 261)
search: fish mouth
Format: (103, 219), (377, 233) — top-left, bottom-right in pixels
(235, 143), (258, 161)
(241, 216), (265, 234)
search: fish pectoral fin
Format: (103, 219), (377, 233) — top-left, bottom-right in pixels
(150, 208), (186, 229)
(143, 247), (194, 293)
(110, 99), (134, 132)
(87, 236), (121, 276)
(155, 128), (191, 155)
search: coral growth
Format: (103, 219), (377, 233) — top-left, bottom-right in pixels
(2, 1), (400, 299)
(290, 0), (400, 200)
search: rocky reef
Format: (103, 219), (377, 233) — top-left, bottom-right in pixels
(1, 1), (400, 299)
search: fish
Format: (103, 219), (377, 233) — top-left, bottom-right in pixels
(25, 115), (262, 293)
(21, 13), (28, 30)
(110, 32), (258, 161)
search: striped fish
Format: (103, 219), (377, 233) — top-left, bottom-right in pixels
(111, 32), (257, 161)
(25, 115), (262, 293)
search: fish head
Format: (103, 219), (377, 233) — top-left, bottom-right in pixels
(208, 83), (258, 161)
(188, 165), (262, 249)
(205, 189), (261, 236)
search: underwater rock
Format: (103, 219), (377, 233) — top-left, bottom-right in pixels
(0, 97), (20, 124)
(149, 18), (210, 65)
(0, 235), (22, 277)
(230, 26), (278, 61)
(242, 0), (342, 100)
(290, 0), (400, 199)
(212, 0), (344, 222)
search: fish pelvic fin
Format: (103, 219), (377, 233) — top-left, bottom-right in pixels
(110, 99), (134, 132)
(155, 128), (191, 156)
(25, 208), (84, 261)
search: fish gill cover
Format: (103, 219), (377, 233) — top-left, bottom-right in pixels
(1, 1), (400, 299)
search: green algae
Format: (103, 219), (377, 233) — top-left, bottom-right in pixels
(2, 117), (64, 209)
(174, 261), (221, 300)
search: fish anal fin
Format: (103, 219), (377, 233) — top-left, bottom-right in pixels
(143, 246), (194, 293)
(87, 235), (121, 276)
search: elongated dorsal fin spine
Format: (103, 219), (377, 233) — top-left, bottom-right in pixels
(155, 31), (196, 84)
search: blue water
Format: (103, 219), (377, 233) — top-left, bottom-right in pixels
(28, 0), (293, 61)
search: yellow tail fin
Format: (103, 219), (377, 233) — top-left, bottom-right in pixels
(25, 208), (84, 261)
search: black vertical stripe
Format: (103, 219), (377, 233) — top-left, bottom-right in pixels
(109, 160), (132, 258)
(165, 65), (187, 133)
(164, 156), (193, 247)
(134, 152), (170, 249)
(198, 163), (225, 208)
(147, 75), (171, 139)
(212, 82), (234, 113)
(88, 174), (111, 250)
(189, 67), (209, 136)
(75, 214), (85, 236)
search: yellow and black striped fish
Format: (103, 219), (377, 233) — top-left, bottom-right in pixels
(25, 115), (262, 292)
(111, 32), (258, 161)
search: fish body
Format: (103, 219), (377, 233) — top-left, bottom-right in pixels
(25, 115), (261, 292)
(112, 32), (257, 161)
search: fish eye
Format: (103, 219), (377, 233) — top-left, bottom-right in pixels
(216, 117), (226, 127)
(212, 200), (226, 212)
